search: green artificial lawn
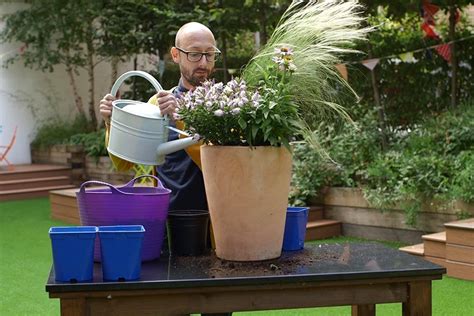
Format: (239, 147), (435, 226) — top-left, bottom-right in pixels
(1, 198), (473, 315)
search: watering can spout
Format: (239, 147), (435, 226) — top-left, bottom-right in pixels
(156, 135), (200, 162)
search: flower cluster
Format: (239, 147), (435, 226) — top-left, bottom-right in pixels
(271, 47), (297, 72)
(180, 79), (261, 117)
(177, 46), (300, 147)
(178, 78), (265, 145)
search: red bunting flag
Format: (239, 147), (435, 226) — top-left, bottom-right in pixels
(421, 22), (439, 39)
(435, 43), (451, 63)
(422, 0), (439, 25)
(454, 9), (461, 24)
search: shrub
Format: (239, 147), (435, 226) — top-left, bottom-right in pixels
(31, 115), (92, 149)
(69, 129), (107, 158)
(346, 9), (474, 126)
(290, 100), (474, 225)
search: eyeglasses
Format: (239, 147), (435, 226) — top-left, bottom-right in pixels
(175, 47), (221, 62)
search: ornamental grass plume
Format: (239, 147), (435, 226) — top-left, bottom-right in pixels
(178, 0), (371, 150)
(241, 0), (371, 147)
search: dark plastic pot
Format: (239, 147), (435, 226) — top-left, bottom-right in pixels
(167, 210), (210, 256)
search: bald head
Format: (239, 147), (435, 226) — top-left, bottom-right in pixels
(175, 22), (216, 47)
(171, 22), (218, 90)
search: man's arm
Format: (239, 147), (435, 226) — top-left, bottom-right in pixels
(99, 94), (135, 171)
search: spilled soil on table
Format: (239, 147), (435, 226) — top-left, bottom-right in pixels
(169, 244), (347, 278)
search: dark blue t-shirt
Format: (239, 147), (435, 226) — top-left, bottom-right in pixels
(156, 83), (208, 211)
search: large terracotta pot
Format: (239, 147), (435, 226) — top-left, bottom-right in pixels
(201, 145), (292, 261)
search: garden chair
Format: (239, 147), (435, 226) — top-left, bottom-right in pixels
(0, 126), (18, 170)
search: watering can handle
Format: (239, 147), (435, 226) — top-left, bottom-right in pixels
(123, 175), (167, 189)
(79, 180), (124, 194)
(110, 70), (164, 97)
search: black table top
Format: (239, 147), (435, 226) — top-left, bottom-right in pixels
(46, 242), (445, 293)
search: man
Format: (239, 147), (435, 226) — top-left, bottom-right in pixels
(99, 22), (232, 316)
(99, 22), (219, 211)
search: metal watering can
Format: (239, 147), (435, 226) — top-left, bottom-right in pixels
(107, 71), (199, 165)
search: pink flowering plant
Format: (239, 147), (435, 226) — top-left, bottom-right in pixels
(178, 47), (299, 148)
(178, 1), (370, 150)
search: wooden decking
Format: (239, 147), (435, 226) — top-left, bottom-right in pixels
(49, 188), (80, 224)
(0, 164), (75, 201)
(306, 206), (342, 241)
(400, 218), (474, 281)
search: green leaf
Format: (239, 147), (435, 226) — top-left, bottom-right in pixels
(238, 117), (247, 129)
(252, 125), (259, 139)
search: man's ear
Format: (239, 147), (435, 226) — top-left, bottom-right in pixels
(170, 47), (179, 63)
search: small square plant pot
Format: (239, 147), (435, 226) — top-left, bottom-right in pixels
(98, 225), (145, 281)
(49, 226), (97, 282)
(282, 207), (309, 251)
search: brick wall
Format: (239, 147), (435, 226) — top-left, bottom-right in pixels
(31, 144), (85, 185)
(84, 156), (135, 184)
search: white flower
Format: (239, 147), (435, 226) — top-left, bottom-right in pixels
(228, 79), (238, 89)
(195, 98), (204, 105)
(214, 82), (224, 90)
(272, 56), (283, 64)
(194, 86), (205, 95)
(223, 86), (233, 95)
(277, 46), (294, 56)
(231, 107), (241, 115)
(214, 109), (224, 117)
(252, 91), (260, 101)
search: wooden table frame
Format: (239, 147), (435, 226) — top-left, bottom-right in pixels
(49, 275), (439, 316)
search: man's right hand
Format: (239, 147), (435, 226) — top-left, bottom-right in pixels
(99, 94), (116, 121)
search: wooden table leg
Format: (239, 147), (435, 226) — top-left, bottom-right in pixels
(352, 304), (375, 316)
(60, 298), (86, 316)
(403, 281), (432, 316)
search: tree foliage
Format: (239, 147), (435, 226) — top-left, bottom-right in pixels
(1, 0), (107, 128)
(346, 5), (474, 126)
(2, 0), (473, 131)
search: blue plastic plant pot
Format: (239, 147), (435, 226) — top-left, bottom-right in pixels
(49, 226), (97, 282)
(98, 225), (145, 281)
(282, 207), (309, 251)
